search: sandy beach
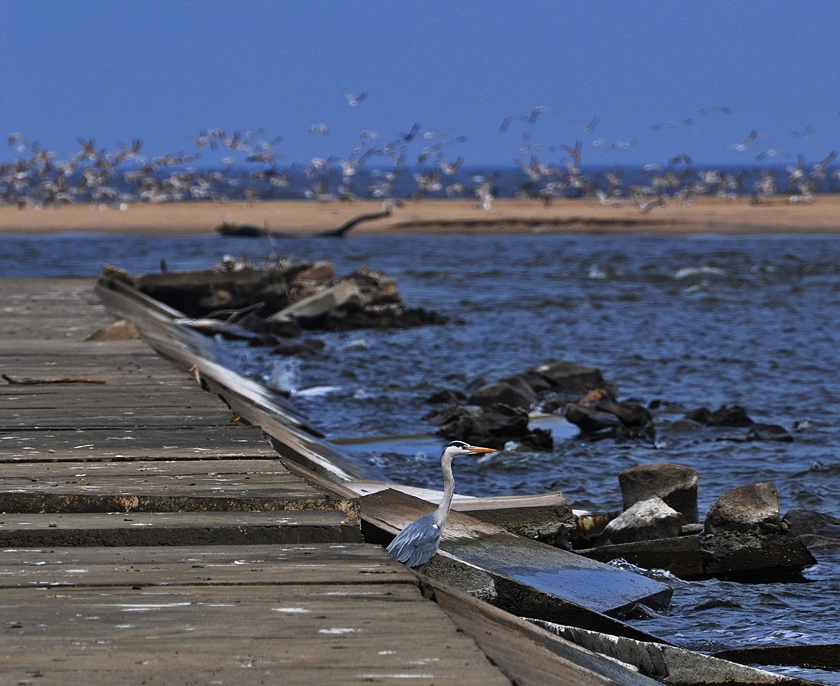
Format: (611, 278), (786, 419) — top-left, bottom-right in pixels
(1, 196), (839, 237)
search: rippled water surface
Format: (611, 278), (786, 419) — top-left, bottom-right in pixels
(6, 229), (840, 682)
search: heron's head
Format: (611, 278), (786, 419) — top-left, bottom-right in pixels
(443, 440), (496, 459)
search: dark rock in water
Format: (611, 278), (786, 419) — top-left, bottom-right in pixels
(784, 507), (840, 548)
(702, 482), (816, 580)
(705, 481), (781, 535)
(424, 403), (553, 451)
(707, 404), (753, 427)
(683, 404), (754, 428)
(562, 402), (623, 434)
(423, 388), (468, 405)
(669, 417), (705, 432)
(538, 398), (567, 414)
(603, 497), (683, 545)
(746, 422), (793, 442)
(468, 380), (537, 411)
(317, 304), (448, 331)
(528, 360), (618, 399)
(683, 407), (712, 425)
(563, 401), (656, 443)
(619, 463), (699, 523)
(595, 399), (652, 429)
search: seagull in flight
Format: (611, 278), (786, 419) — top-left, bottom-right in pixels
(342, 90), (368, 107)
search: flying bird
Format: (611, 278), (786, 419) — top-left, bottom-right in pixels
(386, 441), (496, 568)
(342, 90), (368, 107)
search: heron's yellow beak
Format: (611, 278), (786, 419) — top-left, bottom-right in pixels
(468, 446), (496, 454)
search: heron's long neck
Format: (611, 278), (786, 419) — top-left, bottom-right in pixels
(435, 455), (455, 531)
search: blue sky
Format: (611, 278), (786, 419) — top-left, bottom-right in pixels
(2, 1), (840, 169)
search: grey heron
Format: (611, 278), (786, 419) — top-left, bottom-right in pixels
(386, 440), (496, 568)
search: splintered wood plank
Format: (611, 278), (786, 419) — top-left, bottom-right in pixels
(0, 510), (361, 547)
(0, 545), (510, 686)
(0, 459), (357, 516)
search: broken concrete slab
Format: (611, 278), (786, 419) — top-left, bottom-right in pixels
(267, 280), (362, 323)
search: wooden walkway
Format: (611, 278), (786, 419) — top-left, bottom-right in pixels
(0, 278), (513, 685)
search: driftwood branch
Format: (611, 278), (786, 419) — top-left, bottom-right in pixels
(315, 207), (392, 237)
(217, 207), (392, 239)
(2, 373), (107, 385)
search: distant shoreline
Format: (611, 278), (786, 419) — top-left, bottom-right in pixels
(1, 197), (839, 237)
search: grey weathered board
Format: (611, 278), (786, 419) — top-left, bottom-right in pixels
(0, 510), (360, 547)
(0, 458), (356, 516)
(0, 544), (512, 686)
(361, 489), (672, 631)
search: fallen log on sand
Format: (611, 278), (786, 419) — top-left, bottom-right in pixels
(216, 207), (392, 238)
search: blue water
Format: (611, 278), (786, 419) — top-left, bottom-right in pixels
(4, 229), (839, 682)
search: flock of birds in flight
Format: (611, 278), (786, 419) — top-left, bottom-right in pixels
(2, 97), (839, 212)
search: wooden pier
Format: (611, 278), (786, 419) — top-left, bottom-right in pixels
(0, 278), (517, 685)
(0, 277), (669, 685)
(2, 277), (823, 686)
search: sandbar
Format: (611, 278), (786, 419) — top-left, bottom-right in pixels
(0, 197), (838, 237)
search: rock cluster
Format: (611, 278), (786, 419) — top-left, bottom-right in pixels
(424, 403), (552, 451)
(424, 359), (659, 449)
(128, 258), (446, 350)
(424, 359), (616, 450)
(672, 404), (794, 442)
(578, 463), (819, 581)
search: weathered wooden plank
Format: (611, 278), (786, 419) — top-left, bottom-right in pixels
(0, 545), (510, 686)
(0, 408), (236, 429)
(0, 458), (357, 516)
(361, 489), (672, 640)
(0, 510), (360, 547)
(0, 544), (410, 588)
(531, 621), (822, 686)
(0, 426), (278, 463)
(423, 575), (663, 686)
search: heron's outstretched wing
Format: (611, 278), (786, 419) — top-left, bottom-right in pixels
(386, 513), (441, 568)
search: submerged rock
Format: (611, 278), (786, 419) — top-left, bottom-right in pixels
(424, 403), (553, 451)
(746, 422), (794, 442)
(468, 380), (538, 411)
(528, 360), (617, 399)
(684, 404), (754, 427)
(784, 507), (840, 548)
(563, 400), (656, 444)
